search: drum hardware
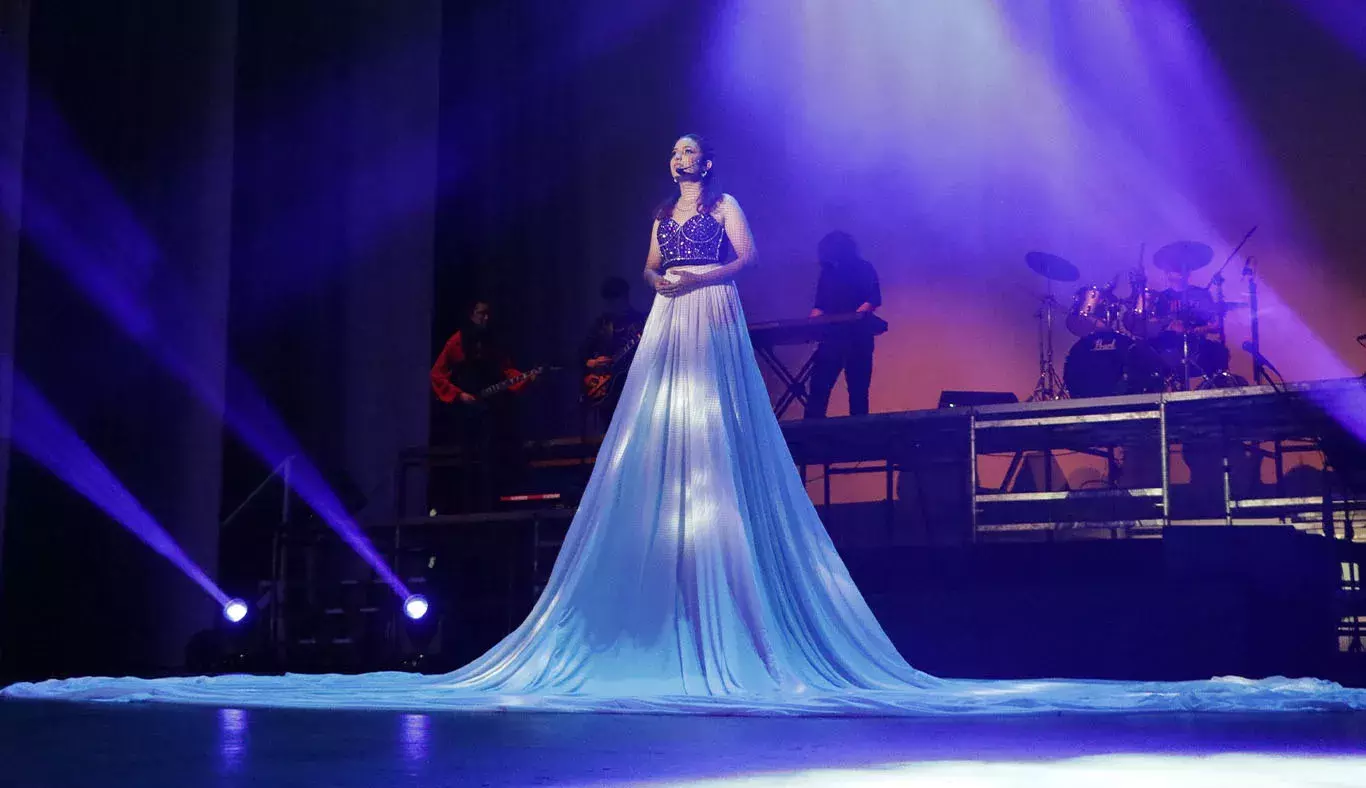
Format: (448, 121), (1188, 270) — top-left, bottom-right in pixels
(1029, 231), (1283, 400)
(1194, 266), (1233, 391)
(1147, 228), (1256, 391)
(1177, 327), (1198, 391)
(1052, 229), (1276, 398)
(1240, 340), (1284, 391)
(1128, 242), (1208, 390)
(1152, 250), (1212, 394)
(1026, 251), (1081, 283)
(1155, 304), (1229, 391)
(1024, 252), (1078, 401)
(1151, 238), (1217, 383)
(1238, 256), (1286, 391)
(1196, 225), (1256, 389)
(1242, 254), (1275, 386)
(1152, 240), (1215, 274)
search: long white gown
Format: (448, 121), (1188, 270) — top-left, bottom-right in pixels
(4, 216), (1364, 715)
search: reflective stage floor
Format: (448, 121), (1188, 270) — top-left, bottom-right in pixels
(3, 699), (1365, 787)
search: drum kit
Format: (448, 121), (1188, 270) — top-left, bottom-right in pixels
(1025, 239), (1255, 401)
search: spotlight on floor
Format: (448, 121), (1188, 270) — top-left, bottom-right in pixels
(223, 598), (249, 624)
(403, 594), (429, 621)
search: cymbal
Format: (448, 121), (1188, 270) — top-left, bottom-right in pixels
(1025, 251), (1080, 283)
(1153, 241), (1213, 273)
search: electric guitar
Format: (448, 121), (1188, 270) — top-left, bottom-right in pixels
(470, 365), (558, 403)
(581, 331), (643, 407)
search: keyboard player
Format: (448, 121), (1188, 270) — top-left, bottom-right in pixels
(805, 231), (882, 418)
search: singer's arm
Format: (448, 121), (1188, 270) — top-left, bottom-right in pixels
(643, 219), (668, 293)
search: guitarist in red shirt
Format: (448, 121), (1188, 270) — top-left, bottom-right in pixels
(579, 277), (646, 429)
(429, 299), (540, 512)
(431, 300), (539, 406)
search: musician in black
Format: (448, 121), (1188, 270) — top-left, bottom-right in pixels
(579, 277), (646, 426)
(805, 231), (881, 419)
(429, 299), (536, 512)
(1154, 267), (1218, 338)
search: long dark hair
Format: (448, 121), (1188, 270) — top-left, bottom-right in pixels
(654, 133), (724, 220)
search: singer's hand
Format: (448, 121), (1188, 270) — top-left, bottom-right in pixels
(658, 270), (701, 297)
(458, 392), (477, 405)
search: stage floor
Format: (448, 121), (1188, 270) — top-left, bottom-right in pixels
(3, 700), (1364, 787)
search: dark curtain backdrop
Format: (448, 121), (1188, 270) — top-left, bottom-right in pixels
(3, 0), (438, 680)
(224, 1), (438, 526)
(4, 0), (235, 677)
(433, 0), (707, 439)
(0, 0), (31, 628)
(1188, 0), (1366, 313)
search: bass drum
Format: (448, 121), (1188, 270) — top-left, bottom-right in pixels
(1064, 331), (1166, 399)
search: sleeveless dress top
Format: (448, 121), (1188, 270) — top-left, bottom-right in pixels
(658, 212), (727, 270)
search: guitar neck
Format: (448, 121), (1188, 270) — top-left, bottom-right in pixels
(613, 334), (642, 362)
(585, 331), (643, 368)
(479, 368), (536, 399)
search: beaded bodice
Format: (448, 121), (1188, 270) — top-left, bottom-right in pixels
(658, 212), (726, 269)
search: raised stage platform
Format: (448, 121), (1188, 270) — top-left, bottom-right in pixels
(395, 377), (1366, 541)
(234, 379), (1366, 680)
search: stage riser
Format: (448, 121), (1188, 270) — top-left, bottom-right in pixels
(848, 528), (1345, 682)
(292, 524), (1355, 683)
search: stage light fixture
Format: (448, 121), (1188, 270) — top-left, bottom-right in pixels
(223, 598), (249, 624)
(403, 595), (429, 621)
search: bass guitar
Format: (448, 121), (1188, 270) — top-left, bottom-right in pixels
(581, 331), (643, 407)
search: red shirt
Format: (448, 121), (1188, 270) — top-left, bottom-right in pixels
(430, 330), (526, 402)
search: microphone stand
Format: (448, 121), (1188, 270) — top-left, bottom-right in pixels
(1245, 256), (1267, 386)
(1207, 225), (1257, 286)
(1203, 226), (1259, 386)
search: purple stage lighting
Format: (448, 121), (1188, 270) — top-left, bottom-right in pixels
(403, 595), (429, 621)
(706, 0), (1366, 438)
(1301, 0), (1366, 60)
(223, 599), (249, 624)
(14, 91), (411, 604)
(12, 372), (230, 607)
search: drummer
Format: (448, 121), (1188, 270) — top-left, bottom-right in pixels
(1157, 266), (1218, 336)
(1129, 240), (1220, 341)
